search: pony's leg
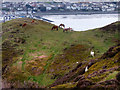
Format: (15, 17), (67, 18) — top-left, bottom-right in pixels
(51, 27), (53, 30)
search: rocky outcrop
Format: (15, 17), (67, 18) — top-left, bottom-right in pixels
(100, 21), (120, 32)
(100, 44), (120, 59)
(50, 63), (85, 87)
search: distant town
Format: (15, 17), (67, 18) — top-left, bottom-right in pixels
(2, 2), (120, 15)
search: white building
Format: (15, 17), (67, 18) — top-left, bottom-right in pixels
(66, 6), (71, 10)
(46, 6), (52, 10)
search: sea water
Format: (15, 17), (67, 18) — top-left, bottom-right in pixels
(43, 14), (118, 31)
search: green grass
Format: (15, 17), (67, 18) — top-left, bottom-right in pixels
(104, 71), (119, 81)
(2, 18), (120, 87)
(51, 82), (78, 88)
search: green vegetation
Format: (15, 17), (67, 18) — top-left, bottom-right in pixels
(2, 18), (120, 88)
(104, 71), (119, 81)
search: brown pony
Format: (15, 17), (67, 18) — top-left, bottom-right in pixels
(63, 27), (72, 32)
(31, 20), (35, 23)
(51, 25), (59, 31)
(22, 23), (27, 27)
(59, 24), (65, 28)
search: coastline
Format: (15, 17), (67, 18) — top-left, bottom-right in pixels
(34, 11), (119, 16)
(0, 11), (118, 24)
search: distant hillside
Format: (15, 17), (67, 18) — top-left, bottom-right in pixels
(2, 18), (120, 88)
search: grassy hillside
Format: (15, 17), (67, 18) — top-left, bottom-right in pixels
(2, 18), (120, 88)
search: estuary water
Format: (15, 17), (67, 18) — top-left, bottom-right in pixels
(43, 14), (118, 31)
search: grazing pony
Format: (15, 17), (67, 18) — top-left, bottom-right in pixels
(59, 24), (65, 28)
(63, 27), (72, 32)
(51, 25), (59, 31)
(31, 20), (35, 23)
(22, 23), (27, 27)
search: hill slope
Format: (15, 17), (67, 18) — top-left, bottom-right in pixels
(2, 18), (120, 88)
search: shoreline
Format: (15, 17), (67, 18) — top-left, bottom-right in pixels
(34, 11), (119, 16)
(0, 12), (118, 23)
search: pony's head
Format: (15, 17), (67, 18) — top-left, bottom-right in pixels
(59, 24), (65, 28)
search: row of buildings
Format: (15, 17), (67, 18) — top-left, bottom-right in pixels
(2, 2), (119, 14)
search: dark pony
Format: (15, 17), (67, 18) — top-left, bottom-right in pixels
(59, 24), (65, 28)
(51, 25), (59, 31)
